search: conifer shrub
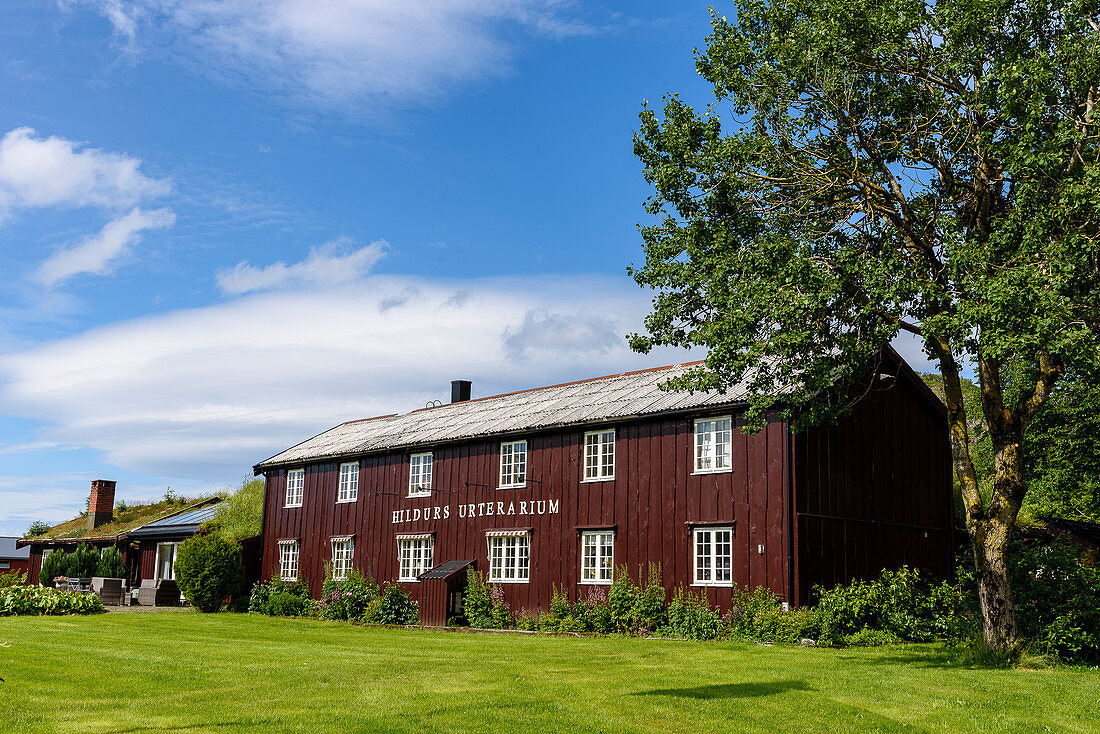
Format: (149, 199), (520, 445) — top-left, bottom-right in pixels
(95, 546), (126, 579)
(67, 543), (101, 578)
(174, 534), (245, 612)
(38, 551), (67, 588)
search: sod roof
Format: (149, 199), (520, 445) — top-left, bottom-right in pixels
(23, 496), (216, 543)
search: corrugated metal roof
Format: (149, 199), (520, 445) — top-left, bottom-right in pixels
(256, 362), (751, 469)
(0, 536), (31, 560)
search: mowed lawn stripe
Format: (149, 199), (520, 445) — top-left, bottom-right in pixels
(1, 613), (1097, 733)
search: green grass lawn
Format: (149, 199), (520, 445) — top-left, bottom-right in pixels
(1, 612), (1097, 733)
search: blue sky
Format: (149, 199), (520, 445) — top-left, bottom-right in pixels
(0, 1), (931, 536)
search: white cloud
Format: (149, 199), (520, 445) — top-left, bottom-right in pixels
(216, 237), (387, 295)
(75, 0), (597, 112)
(35, 207), (176, 288)
(0, 127), (170, 218)
(0, 273), (693, 479)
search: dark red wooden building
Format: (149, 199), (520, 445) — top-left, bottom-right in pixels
(254, 356), (953, 624)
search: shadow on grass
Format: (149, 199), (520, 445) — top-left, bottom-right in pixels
(839, 646), (966, 669)
(633, 679), (811, 699)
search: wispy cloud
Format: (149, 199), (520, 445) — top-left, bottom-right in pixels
(0, 126), (170, 218)
(215, 237), (388, 295)
(36, 206), (176, 287)
(0, 273), (693, 479)
(72, 0), (599, 114)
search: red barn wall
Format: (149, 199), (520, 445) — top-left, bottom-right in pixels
(791, 371), (955, 605)
(260, 411), (791, 613)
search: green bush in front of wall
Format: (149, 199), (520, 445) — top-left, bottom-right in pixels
(66, 543), (101, 578)
(38, 551), (67, 588)
(95, 546), (126, 579)
(174, 534), (245, 613)
(367, 582), (419, 625)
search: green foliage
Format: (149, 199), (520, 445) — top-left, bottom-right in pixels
(24, 520), (50, 538)
(249, 578), (311, 615)
(66, 543), (101, 578)
(267, 592), (309, 617)
(38, 551), (66, 588)
(606, 566), (638, 633)
(814, 566), (968, 644)
(0, 585), (105, 616)
(463, 568), (493, 628)
(0, 571), (27, 588)
(95, 546), (126, 579)
(316, 570), (380, 621)
(665, 588), (723, 640)
(368, 583), (419, 625)
(202, 478), (265, 542)
(174, 534), (245, 613)
(631, 564), (668, 633)
(1007, 539), (1100, 663)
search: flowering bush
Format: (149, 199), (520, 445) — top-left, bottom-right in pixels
(465, 568), (513, 628)
(249, 578), (311, 615)
(315, 571), (379, 621)
(367, 582), (418, 625)
(0, 585), (105, 616)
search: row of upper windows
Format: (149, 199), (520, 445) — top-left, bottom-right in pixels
(283, 416), (735, 509)
(276, 526), (734, 587)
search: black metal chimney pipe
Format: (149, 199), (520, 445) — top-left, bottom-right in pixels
(451, 380), (472, 403)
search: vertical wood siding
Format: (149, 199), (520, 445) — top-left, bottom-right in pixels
(260, 411), (792, 614)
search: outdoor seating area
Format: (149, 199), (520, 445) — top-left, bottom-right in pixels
(137, 578), (180, 607)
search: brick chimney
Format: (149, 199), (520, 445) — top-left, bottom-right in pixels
(87, 479), (117, 533)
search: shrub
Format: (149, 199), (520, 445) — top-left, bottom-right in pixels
(464, 568), (493, 628)
(581, 587), (613, 635)
(368, 583), (418, 625)
(95, 546), (126, 579)
(24, 521), (50, 538)
(665, 588), (723, 640)
(607, 566), (638, 633)
(0, 585), (105, 616)
(67, 543), (101, 578)
(267, 592), (309, 617)
(174, 534), (245, 612)
(249, 578), (311, 615)
(0, 571), (27, 588)
(315, 570), (379, 621)
(488, 585), (513, 629)
(632, 564), (668, 634)
(38, 550), (66, 588)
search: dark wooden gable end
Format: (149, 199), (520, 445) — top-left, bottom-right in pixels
(256, 358), (952, 615)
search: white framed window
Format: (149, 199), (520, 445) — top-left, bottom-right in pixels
(0, 561), (9, 570)
(583, 429), (615, 481)
(397, 535), (434, 581)
(692, 527), (733, 586)
(337, 462), (359, 503)
(580, 531), (614, 584)
(487, 531), (530, 583)
(408, 452), (433, 497)
(278, 539), (300, 581)
(285, 468), (304, 508)
(155, 542), (179, 581)
(694, 416), (732, 473)
(331, 536), (354, 580)
(499, 440), (527, 488)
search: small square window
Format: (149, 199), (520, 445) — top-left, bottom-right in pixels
(409, 452), (433, 497)
(337, 462), (359, 503)
(499, 440), (527, 488)
(487, 533), (530, 582)
(580, 531), (614, 584)
(397, 536), (434, 581)
(583, 429), (615, 481)
(285, 469), (304, 508)
(331, 537), (354, 580)
(279, 540), (300, 581)
(692, 527), (733, 586)
(694, 416), (732, 473)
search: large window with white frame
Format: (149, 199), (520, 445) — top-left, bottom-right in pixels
(693, 416), (732, 473)
(155, 542), (179, 581)
(583, 429), (615, 481)
(580, 530), (614, 584)
(285, 468), (304, 508)
(692, 527), (733, 586)
(337, 462), (359, 503)
(278, 539), (300, 581)
(487, 531), (530, 582)
(498, 440), (527, 488)
(397, 535), (434, 581)
(408, 452), (433, 497)
(331, 536), (354, 579)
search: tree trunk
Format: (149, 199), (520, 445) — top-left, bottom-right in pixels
(971, 431), (1027, 650)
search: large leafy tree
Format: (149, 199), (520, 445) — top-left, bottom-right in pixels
(630, 0), (1100, 651)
